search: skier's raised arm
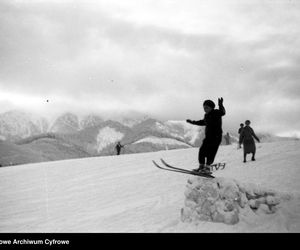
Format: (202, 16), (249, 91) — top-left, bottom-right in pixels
(218, 97), (226, 116)
(186, 119), (206, 126)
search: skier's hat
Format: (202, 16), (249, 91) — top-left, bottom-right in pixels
(203, 100), (215, 109)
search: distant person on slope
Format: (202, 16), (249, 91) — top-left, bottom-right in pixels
(237, 123), (244, 149)
(224, 132), (231, 145)
(239, 120), (260, 162)
(238, 123), (244, 135)
(186, 97), (226, 174)
(115, 141), (124, 155)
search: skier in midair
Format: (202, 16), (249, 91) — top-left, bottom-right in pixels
(186, 97), (226, 174)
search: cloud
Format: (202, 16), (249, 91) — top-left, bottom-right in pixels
(0, 0), (300, 135)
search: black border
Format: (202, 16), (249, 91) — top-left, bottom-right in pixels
(0, 233), (297, 248)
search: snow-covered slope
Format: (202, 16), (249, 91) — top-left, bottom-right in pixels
(0, 135), (90, 166)
(0, 140), (299, 232)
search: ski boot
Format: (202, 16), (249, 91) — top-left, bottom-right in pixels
(199, 165), (212, 175)
(193, 164), (205, 172)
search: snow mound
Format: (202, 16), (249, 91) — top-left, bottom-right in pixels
(181, 177), (289, 225)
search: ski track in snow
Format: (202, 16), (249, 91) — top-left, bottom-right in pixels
(0, 140), (299, 232)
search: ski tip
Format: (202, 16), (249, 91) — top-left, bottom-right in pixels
(160, 158), (169, 165)
(152, 160), (162, 168)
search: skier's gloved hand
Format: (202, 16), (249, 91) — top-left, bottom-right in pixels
(186, 119), (192, 124)
(218, 97), (224, 106)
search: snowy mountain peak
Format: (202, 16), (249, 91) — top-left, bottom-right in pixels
(164, 120), (202, 145)
(50, 112), (79, 134)
(0, 110), (48, 141)
(112, 114), (150, 128)
(132, 118), (160, 129)
(80, 114), (104, 130)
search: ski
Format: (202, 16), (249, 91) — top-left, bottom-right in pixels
(152, 161), (194, 174)
(153, 160), (215, 178)
(160, 159), (196, 172)
(153, 160), (214, 178)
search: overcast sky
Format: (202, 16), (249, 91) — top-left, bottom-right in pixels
(0, 0), (300, 136)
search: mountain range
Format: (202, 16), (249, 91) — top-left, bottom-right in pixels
(0, 110), (203, 166)
(0, 110), (295, 167)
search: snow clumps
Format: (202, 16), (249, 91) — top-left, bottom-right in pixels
(181, 177), (284, 225)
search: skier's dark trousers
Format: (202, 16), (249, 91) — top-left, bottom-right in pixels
(186, 98), (226, 171)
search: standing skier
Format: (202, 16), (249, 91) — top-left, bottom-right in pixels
(186, 97), (226, 173)
(239, 120), (260, 162)
(115, 141), (124, 155)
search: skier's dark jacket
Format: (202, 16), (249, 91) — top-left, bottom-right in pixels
(116, 143), (123, 151)
(189, 104), (226, 143)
